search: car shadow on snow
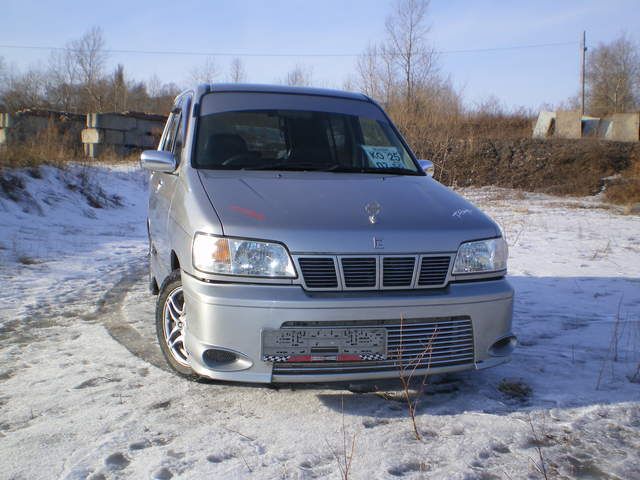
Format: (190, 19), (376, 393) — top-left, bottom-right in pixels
(308, 275), (640, 418)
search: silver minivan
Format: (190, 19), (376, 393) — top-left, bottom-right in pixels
(141, 84), (516, 383)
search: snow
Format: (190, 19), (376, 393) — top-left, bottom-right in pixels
(0, 166), (639, 479)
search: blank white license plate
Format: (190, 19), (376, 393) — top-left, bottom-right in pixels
(262, 327), (387, 362)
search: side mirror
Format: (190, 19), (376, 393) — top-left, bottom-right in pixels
(418, 159), (434, 177)
(140, 150), (177, 173)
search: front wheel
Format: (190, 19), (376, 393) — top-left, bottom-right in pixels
(156, 269), (197, 378)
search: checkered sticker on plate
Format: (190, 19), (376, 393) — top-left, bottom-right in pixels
(261, 327), (387, 362)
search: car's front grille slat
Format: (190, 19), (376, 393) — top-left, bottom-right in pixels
(417, 256), (451, 286)
(382, 257), (415, 287)
(298, 257), (338, 289)
(297, 254), (452, 291)
(341, 258), (377, 288)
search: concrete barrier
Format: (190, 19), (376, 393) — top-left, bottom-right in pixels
(532, 111), (556, 139)
(609, 113), (640, 142)
(555, 111), (582, 139)
(82, 111), (166, 157)
(533, 110), (640, 142)
(0, 109), (84, 147)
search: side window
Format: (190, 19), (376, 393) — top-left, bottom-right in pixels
(161, 111), (180, 153)
(174, 95), (191, 160)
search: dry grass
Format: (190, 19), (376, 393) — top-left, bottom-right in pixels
(604, 159), (640, 206)
(498, 378), (532, 401)
(0, 121), (141, 171)
(0, 121), (80, 170)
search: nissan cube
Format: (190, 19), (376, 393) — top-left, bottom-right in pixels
(141, 84), (516, 383)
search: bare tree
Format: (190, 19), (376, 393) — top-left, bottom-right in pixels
(2, 66), (49, 111)
(385, 0), (437, 105)
(355, 43), (396, 104)
(146, 75), (181, 114)
(283, 64), (313, 86)
(189, 57), (219, 85)
(112, 64), (127, 111)
(228, 57), (247, 83)
(587, 33), (640, 116)
(70, 26), (108, 111)
(47, 47), (80, 111)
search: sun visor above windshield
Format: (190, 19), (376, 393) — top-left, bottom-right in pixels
(200, 92), (386, 120)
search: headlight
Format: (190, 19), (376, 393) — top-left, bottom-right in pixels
(452, 237), (508, 275)
(192, 233), (296, 278)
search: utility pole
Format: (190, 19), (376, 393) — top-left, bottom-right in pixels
(580, 30), (587, 116)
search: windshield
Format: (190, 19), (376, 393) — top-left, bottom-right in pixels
(193, 109), (420, 174)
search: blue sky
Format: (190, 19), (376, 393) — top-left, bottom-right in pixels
(1, 0), (638, 110)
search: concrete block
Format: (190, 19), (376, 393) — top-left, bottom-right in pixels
(87, 113), (137, 131)
(135, 119), (165, 134)
(610, 113), (640, 142)
(104, 129), (125, 145)
(532, 111), (556, 138)
(0, 113), (12, 128)
(81, 128), (103, 144)
(556, 111), (582, 139)
(599, 118), (614, 139)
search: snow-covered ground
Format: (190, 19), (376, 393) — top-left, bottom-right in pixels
(0, 165), (639, 480)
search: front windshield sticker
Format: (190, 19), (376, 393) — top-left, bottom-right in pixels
(361, 146), (405, 169)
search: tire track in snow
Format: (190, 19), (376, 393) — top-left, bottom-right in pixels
(87, 256), (168, 372)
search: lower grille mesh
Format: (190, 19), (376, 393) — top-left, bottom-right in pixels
(272, 316), (474, 376)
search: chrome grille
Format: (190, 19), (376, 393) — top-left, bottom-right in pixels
(295, 254), (452, 291)
(418, 256), (451, 286)
(298, 258), (338, 289)
(341, 257), (377, 288)
(382, 257), (416, 287)
(272, 316), (474, 376)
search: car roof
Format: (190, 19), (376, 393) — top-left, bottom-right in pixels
(190, 83), (370, 102)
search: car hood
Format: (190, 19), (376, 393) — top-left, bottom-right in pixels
(197, 170), (499, 254)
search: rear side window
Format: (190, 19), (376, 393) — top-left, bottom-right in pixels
(161, 113), (180, 153)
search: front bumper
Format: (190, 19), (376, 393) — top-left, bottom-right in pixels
(181, 272), (515, 383)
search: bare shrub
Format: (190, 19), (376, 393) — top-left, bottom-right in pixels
(527, 413), (550, 480)
(325, 395), (357, 480)
(394, 316), (436, 441)
(604, 157), (640, 206)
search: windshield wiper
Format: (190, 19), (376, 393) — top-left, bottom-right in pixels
(242, 162), (325, 171)
(362, 167), (422, 175)
(325, 165), (421, 175)
(240, 163), (421, 175)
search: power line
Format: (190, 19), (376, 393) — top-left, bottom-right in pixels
(0, 40), (578, 58)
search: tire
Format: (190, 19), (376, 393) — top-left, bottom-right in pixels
(156, 269), (197, 379)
